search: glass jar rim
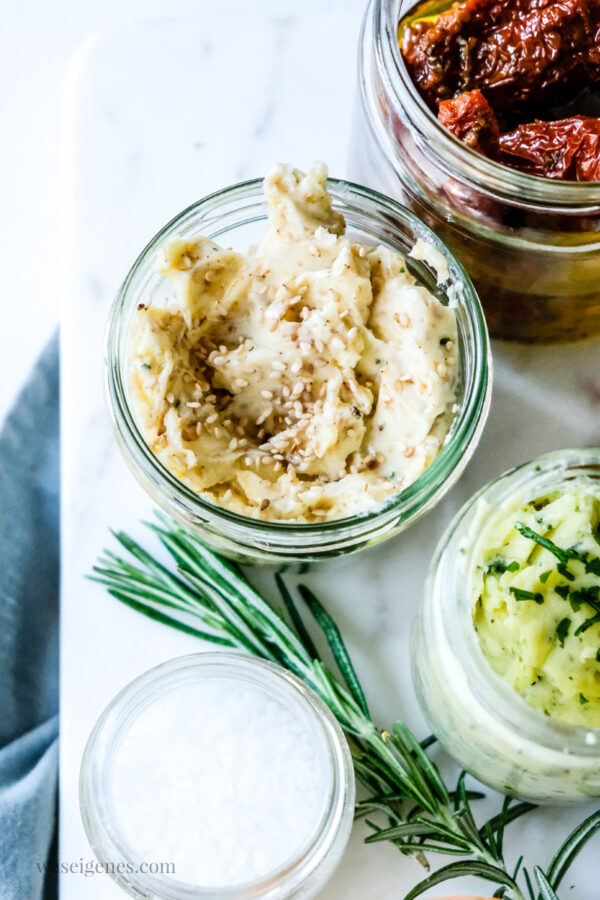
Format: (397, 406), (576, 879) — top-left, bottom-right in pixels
(79, 652), (355, 900)
(373, 0), (600, 208)
(105, 175), (491, 545)
(427, 447), (600, 755)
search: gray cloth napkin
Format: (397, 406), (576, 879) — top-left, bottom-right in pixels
(0, 337), (59, 899)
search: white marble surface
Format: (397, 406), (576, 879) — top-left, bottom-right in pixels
(62, 10), (600, 899)
(0, 0), (349, 425)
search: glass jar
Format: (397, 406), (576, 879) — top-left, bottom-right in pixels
(80, 652), (355, 900)
(413, 448), (600, 804)
(351, 0), (600, 343)
(105, 177), (491, 564)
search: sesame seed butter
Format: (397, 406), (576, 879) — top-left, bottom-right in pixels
(129, 164), (458, 522)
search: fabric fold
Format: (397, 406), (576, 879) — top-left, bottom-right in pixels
(0, 336), (59, 900)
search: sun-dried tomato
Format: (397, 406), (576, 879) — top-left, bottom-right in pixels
(402, 0), (600, 115)
(401, 0), (600, 180)
(438, 90), (500, 152)
(498, 117), (600, 180)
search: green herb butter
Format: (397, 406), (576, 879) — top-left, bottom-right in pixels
(472, 487), (600, 727)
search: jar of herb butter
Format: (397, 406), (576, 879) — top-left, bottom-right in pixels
(413, 449), (600, 804)
(351, 0), (600, 343)
(80, 653), (355, 899)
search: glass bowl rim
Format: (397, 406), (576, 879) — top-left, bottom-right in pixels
(105, 174), (491, 537)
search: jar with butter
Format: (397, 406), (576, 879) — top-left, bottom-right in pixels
(413, 448), (600, 804)
(351, 0), (600, 343)
(105, 168), (491, 563)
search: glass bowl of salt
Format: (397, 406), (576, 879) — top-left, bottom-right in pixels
(79, 652), (355, 899)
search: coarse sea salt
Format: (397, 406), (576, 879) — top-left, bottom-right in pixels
(110, 676), (331, 888)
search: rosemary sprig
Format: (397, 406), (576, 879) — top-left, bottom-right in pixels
(91, 515), (599, 899)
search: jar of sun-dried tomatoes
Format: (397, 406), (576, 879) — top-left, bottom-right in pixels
(350, 0), (600, 343)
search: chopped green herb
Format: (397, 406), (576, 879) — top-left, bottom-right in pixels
(594, 524), (600, 548)
(174, 399), (181, 409)
(439, 337), (451, 346)
(515, 522), (578, 565)
(509, 587), (544, 605)
(556, 584), (570, 600)
(375, 358), (381, 365)
(596, 648), (600, 663)
(571, 585), (600, 604)
(556, 617), (571, 647)
(539, 570), (552, 583)
(557, 563), (575, 582)
(141, 362), (152, 370)
(486, 557), (519, 575)
(575, 614), (600, 636)
(531, 498), (551, 512)
(586, 557), (600, 576)
(579, 693), (589, 705)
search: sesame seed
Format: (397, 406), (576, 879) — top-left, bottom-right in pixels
(212, 356), (227, 365)
(235, 378), (249, 388)
(256, 408), (272, 425)
(206, 413), (218, 424)
(299, 341), (311, 352)
(186, 401), (201, 408)
(272, 360), (286, 371)
(229, 438), (238, 449)
(291, 361), (302, 374)
(219, 345), (227, 353)
(348, 326), (357, 339)
(260, 499), (270, 511)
